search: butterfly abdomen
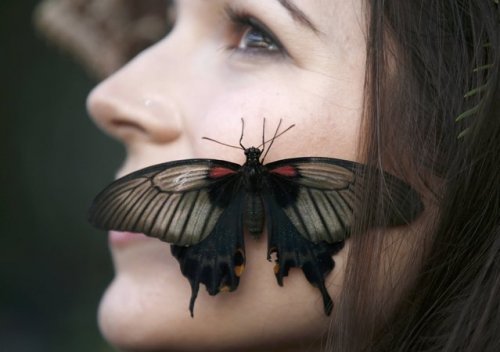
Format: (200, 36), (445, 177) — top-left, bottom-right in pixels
(244, 193), (265, 235)
(240, 159), (267, 235)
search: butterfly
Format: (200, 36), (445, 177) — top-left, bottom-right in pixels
(88, 119), (423, 316)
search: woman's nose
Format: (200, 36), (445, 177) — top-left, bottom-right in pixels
(86, 51), (183, 145)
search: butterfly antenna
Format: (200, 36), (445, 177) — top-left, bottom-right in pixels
(261, 119), (282, 162)
(261, 118), (266, 152)
(202, 137), (242, 149)
(239, 118), (246, 149)
(261, 120), (295, 162)
(258, 122), (295, 148)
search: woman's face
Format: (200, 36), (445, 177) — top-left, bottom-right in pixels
(88, 0), (368, 350)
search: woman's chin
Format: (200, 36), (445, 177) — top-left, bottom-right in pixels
(97, 239), (347, 351)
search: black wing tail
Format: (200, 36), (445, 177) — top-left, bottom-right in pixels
(171, 191), (246, 317)
(264, 194), (344, 316)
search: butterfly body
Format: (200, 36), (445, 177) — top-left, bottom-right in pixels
(234, 147), (268, 235)
(89, 141), (423, 317)
(211, 146), (294, 236)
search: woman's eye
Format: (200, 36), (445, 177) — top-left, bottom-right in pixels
(225, 9), (285, 57)
(237, 22), (280, 52)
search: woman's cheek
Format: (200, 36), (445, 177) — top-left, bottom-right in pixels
(186, 85), (341, 160)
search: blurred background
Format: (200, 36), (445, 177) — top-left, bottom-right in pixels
(0, 0), (141, 350)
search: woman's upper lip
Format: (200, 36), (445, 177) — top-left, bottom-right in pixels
(108, 230), (152, 247)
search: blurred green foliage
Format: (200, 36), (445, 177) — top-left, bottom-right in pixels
(1, 1), (122, 351)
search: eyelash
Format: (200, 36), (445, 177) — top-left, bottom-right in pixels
(163, 3), (286, 59)
(225, 9), (287, 58)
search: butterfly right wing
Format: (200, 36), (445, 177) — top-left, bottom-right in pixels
(262, 157), (423, 315)
(88, 159), (242, 246)
(265, 157), (423, 244)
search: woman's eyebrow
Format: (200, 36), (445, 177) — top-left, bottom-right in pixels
(276, 0), (319, 34)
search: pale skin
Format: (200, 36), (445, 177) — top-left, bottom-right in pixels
(86, 0), (395, 351)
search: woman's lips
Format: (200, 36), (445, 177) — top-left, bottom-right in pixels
(108, 231), (151, 247)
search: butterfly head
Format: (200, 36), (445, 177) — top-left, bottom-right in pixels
(244, 147), (263, 165)
(201, 119), (295, 164)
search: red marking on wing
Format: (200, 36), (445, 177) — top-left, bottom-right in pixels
(270, 165), (298, 177)
(209, 167), (237, 179)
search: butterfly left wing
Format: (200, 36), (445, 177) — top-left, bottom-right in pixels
(88, 159), (242, 246)
(89, 159), (249, 316)
(171, 188), (246, 316)
(263, 157), (423, 314)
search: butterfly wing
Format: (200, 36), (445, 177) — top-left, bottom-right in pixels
(263, 157), (423, 314)
(265, 157), (423, 243)
(89, 159), (250, 316)
(88, 159), (242, 246)
(263, 192), (344, 315)
(171, 188), (246, 316)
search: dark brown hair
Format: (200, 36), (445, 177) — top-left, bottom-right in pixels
(330, 1), (500, 351)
